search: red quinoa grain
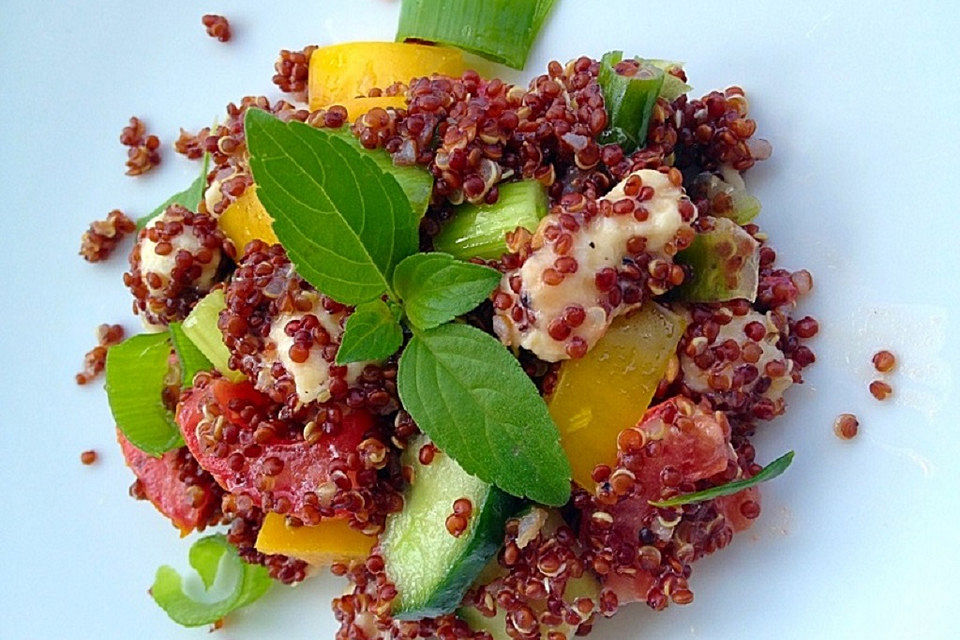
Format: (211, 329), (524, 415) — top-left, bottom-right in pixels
(869, 380), (892, 401)
(834, 413), (859, 440)
(120, 117), (160, 176)
(76, 323), (125, 384)
(80, 450), (98, 465)
(202, 14), (231, 42)
(872, 350), (896, 373)
(79, 209), (136, 262)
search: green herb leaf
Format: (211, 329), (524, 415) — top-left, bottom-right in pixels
(649, 451), (795, 508)
(336, 299), (404, 364)
(328, 128), (434, 219)
(137, 154), (211, 229)
(393, 253), (501, 331)
(181, 289), (246, 382)
(397, 0), (556, 70)
(151, 534), (272, 627)
(398, 323), (571, 505)
(168, 322), (214, 386)
(105, 333), (183, 456)
(245, 109), (419, 305)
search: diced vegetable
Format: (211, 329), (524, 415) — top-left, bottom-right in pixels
(180, 289), (246, 382)
(217, 186), (278, 252)
(334, 95), (407, 121)
(597, 51), (665, 152)
(382, 435), (519, 619)
(433, 180), (549, 260)
(168, 322), (214, 386)
(671, 217), (760, 303)
(106, 333), (183, 456)
(397, 0), (556, 70)
(691, 166), (762, 224)
(329, 128), (434, 218)
(151, 534), (272, 627)
(308, 41), (468, 110)
(255, 513), (375, 566)
(547, 304), (686, 489)
(648, 59), (692, 101)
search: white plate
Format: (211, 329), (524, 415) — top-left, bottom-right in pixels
(1, 1), (958, 638)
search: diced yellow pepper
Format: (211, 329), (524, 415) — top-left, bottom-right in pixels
(255, 513), (376, 566)
(218, 186), (278, 253)
(335, 95), (408, 121)
(547, 304), (686, 489)
(308, 41), (468, 111)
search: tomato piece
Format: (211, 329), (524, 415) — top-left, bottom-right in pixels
(117, 431), (223, 536)
(582, 396), (760, 605)
(177, 377), (375, 523)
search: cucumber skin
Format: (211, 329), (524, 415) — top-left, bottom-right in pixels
(393, 487), (520, 620)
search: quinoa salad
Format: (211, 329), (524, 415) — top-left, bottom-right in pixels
(78, 2), (818, 637)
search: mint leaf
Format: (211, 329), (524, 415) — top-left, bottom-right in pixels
(105, 333), (183, 456)
(137, 154), (210, 229)
(168, 322), (214, 386)
(329, 128), (433, 218)
(151, 534), (272, 627)
(336, 299), (404, 364)
(649, 451), (795, 508)
(398, 323), (571, 505)
(245, 109), (419, 305)
(393, 253), (501, 330)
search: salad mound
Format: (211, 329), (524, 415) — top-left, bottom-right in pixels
(81, 1), (818, 637)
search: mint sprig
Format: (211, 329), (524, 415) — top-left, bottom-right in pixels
(246, 110), (572, 506)
(393, 253), (502, 330)
(151, 534), (272, 627)
(336, 298), (404, 364)
(245, 109), (418, 305)
(649, 451), (795, 508)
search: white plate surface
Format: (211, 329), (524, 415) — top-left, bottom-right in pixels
(1, 1), (959, 638)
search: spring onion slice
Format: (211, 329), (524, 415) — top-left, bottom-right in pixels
(181, 289), (246, 382)
(649, 451), (794, 508)
(396, 0), (556, 70)
(648, 59), (692, 101)
(168, 322), (214, 386)
(105, 333), (183, 456)
(137, 154), (211, 230)
(151, 534), (272, 627)
(433, 180), (549, 260)
(597, 51), (665, 152)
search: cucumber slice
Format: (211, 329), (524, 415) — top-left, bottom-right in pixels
(382, 435), (520, 619)
(180, 289), (245, 382)
(433, 180), (549, 260)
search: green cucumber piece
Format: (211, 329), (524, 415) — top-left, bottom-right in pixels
(181, 289), (245, 382)
(383, 435), (520, 619)
(672, 217), (760, 303)
(433, 180), (548, 260)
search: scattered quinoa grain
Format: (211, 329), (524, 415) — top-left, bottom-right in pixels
(120, 117), (160, 176)
(834, 413), (859, 440)
(872, 350), (896, 373)
(76, 323), (125, 384)
(79, 209), (136, 262)
(202, 14), (231, 42)
(869, 380), (892, 401)
(80, 450), (98, 465)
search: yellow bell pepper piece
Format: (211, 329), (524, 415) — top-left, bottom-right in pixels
(255, 513), (376, 566)
(218, 186), (278, 253)
(308, 41), (468, 110)
(335, 95), (408, 121)
(547, 304), (686, 489)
